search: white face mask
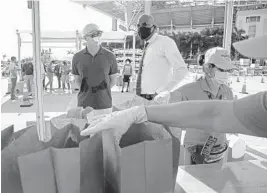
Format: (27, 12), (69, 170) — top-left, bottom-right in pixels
(214, 71), (229, 85)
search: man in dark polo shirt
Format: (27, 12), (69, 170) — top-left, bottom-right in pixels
(72, 23), (118, 113)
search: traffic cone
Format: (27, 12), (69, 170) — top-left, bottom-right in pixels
(20, 83), (33, 107)
(261, 74), (265, 83)
(240, 82), (248, 94)
(194, 74), (198, 81)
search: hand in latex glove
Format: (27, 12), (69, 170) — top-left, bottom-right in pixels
(81, 106), (148, 139)
(153, 91), (170, 104)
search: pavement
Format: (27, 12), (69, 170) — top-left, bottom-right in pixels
(1, 73), (267, 161)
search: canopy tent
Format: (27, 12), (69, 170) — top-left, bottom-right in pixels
(100, 31), (128, 43)
(17, 30), (82, 53)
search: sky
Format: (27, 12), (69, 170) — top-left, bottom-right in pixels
(0, 0), (112, 59)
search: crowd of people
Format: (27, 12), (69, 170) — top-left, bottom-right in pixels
(4, 58), (72, 100)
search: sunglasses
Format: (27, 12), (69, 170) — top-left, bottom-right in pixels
(137, 23), (154, 28)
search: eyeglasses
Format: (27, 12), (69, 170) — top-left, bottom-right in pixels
(209, 63), (234, 73)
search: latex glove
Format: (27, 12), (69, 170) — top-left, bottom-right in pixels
(153, 91), (170, 104)
(81, 106), (148, 139)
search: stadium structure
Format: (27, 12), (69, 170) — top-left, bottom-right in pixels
(73, 0), (267, 34)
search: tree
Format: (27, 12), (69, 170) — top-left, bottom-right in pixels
(231, 27), (249, 59)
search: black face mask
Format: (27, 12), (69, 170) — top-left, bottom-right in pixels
(138, 27), (153, 40)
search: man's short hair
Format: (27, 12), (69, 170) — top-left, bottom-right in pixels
(125, 59), (132, 63)
(11, 56), (16, 61)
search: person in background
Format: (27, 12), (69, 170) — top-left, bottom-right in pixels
(22, 60), (34, 96)
(135, 14), (188, 104)
(61, 61), (71, 92)
(170, 47), (235, 165)
(7, 56), (20, 100)
(45, 61), (54, 92)
(43, 63), (47, 89)
(54, 61), (62, 89)
(41, 62), (45, 90)
(121, 58), (133, 93)
(72, 23), (118, 115)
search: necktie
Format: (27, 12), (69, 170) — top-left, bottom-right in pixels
(136, 42), (149, 96)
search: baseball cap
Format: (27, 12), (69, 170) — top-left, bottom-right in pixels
(137, 14), (156, 28)
(205, 47), (235, 70)
(83, 23), (103, 37)
(233, 35), (267, 59)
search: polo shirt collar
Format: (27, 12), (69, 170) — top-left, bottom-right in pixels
(200, 77), (221, 97)
(83, 45), (105, 55)
(147, 33), (158, 44)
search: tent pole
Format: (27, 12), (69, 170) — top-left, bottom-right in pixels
(31, 0), (51, 142)
(75, 30), (79, 51)
(123, 41), (126, 66)
(223, 0), (234, 55)
(16, 29), (23, 81)
(132, 33), (136, 75)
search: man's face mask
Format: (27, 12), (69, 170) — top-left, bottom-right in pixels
(214, 71), (229, 85)
(204, 63), (230, 85)
(138, 26), (154, 40)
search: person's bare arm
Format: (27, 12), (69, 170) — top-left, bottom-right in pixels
(109, 74), (117, 88)
(73, 75), (82, 88)
(71, 56), (81, 88)
(146, 99), (266, 137)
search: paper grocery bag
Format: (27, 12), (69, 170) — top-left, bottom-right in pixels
(80, 132), (106, 193)
(49, 116), (88, 148)
(2, 121), (86, 193)
(81, 122), (179, 193)
(18, 147), (79, 193)
(113, 98), (180, 190)
(1, 125), (48, 193)
(102, 125), (175, 193)
(1, 125), (32, 150)
(1, 125), (14, 150)
(119, 139), (173, 193)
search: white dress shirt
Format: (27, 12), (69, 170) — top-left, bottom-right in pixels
(141, 33), (188, 94)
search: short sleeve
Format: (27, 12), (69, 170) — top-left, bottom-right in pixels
(233, 91), (267, 137)
(109, 53), (118, 75)
(71, 55), (79, 75)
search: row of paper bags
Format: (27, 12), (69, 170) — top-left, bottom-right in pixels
(1, 97), (180, 193)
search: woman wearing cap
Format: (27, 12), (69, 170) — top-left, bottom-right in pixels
(81, 36), (267, 140)
(169, 47), (235, 165)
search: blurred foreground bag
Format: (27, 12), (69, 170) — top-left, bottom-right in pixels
(1, 115), (87, 193)
(81, 96), (180, 193)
